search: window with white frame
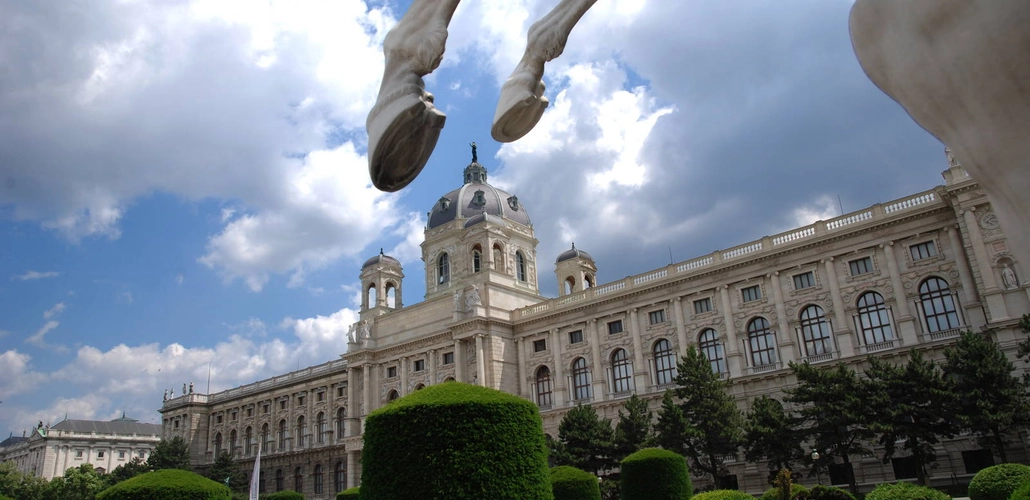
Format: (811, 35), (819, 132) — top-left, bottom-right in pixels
(799, 305), (832, 356)
(442, 352), (454, 365)
(849, 257), (873, 276)
(568, 330), (584, 344)
(910, 241), (938, 261)
(572, 358), (591, 401)
(698, 329), (727, 374)
(741, 285), (762, 303)
(653, 339), (678, 385)
(437, 253), (450, 284)
(533, 339), (547, 352)
(607, 320), (624, 335)
(648, 309), (666, 325)
(857, 291), (894, 345)
(611, 349), (633, 393)
(516, 251), (527, 282)
(693, 297), (712, 314)
(919, 277), (960, 333)
(535, 366), (553, 406)
(414, 359), (425, 372)
(793, 271), (815, 290)
(747, 317), (776, 367)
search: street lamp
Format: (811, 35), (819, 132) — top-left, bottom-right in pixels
(811, 450), (822, 485)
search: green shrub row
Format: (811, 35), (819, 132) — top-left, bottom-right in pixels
(263, 491), (304, 500)
(361, 382), (552, 499)
(865, 482), (950, 500)
(550, 466), (600, 500)
(968, 463), (1030, 500)
(761, 483), (808, 500)
(691, 490), (753, 500)
(621, 448), (692, 500)
(96, 469), (231, 500)
(336, 486), (360, 499)
(798, 485), (856, 500)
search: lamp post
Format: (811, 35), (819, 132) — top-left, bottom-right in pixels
(811, 450), (822, 485)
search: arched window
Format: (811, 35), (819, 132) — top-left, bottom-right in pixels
(313, 464), (324, 494)
(857, 291), (894, 345)
(335, 408), (346, 440)
(444, 376), (456, 382)
(296, 415), (306, 447)
(388, 390), (399, 401)
(653, 339), (678, 385)
(585, 274), (594, 288)
(317, 412), (327, 444)
(213, 432), (222, 456)
(611, 348), (633, 393)
(244, 426), (253, 456)
(335, 460), (347, 492)
(366, 283), (377, 308)
(564, 276), (575, 295)
(572, 358), (591, 401)
(799, 305), (832, 357)
(437, 253), (450, 284)
(699, 328), (727, 374)
(385, 283), (397, 308)
(277, 419), (287, 450)
(275, 469), (284, 492)
(535, 366), (553, 407)
(229, 429), (237, 457)
(261, 423), (270, 453)
(415, 383), (425, 391)
(516, 251), (527, 281)
(294, 467), (303, 493)
(492, 243), (504, 271)
(472, 246), (482, 273)
(919, 277), (960, 333)
(747, 317), (776, 367)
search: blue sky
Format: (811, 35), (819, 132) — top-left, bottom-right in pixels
(0, 0), (944, 435)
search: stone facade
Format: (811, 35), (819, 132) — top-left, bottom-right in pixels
(0, 417), (160, 480)
(161, 150), (1030, 497)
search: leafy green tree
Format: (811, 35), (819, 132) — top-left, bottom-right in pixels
(1017, 314), (1030, 379)
(205, 451), (247, 493)
(672, 346), (743, 488)
(550, 404), (616, 478)
(147, 436), (192, 471)
(865, 350), (957, 485)
(743, 395), (803, 483)
(943, 330), (1030, 462)
(0, 461), (48, 500)
(654, 390), (689, 456)
(786, 361), (872, 496)
(49, 463), (108, 500)
(107, 457), (150, 485)
(613, 394), (654, 461)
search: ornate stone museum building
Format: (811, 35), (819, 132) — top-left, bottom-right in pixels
(161, 149), (1029, 497)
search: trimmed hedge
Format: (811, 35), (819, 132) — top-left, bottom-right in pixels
(865, 482), (950, 500)
(336, 486), (360, 499)
(263, 492), (304, 500)
(1009, 482), (1030, 500)
(361, 382), (551, 499)
(0, 495), (14, 500)
(621, 448), (692, 500)
(969, 464), (1030, 500)
(691, 491), (753, 500)
(799, 485), (856, 500)
(551, 466), (600, 500)
(96, 469), (231, 500)
(761, 484), (808, 500)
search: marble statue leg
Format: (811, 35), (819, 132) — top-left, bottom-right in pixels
(850, 1), (1030, 272)
(366, 0), (461, 192)
(491, 0), (597, 143)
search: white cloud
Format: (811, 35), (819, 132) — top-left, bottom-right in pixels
(0, 350), (47, 401)
(43, 302), (66, 320)
(12, 270), (60, 281)
(175, 273), (185, 285)
(790, 195), (841, 228)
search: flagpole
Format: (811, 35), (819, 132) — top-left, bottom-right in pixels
(249, 445), (261, 500)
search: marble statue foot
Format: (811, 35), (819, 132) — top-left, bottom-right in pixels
(367, 83), (446, 192)
(491, 72), (549, 143)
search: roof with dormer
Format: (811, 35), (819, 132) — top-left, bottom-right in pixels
(426, 147), (531, 230)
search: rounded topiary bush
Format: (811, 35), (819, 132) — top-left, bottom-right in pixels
(1009, 482), (1030, 500)
(799, 485), (856, 500)
(96, 469), (231, 500)
(361, 382), (551, 500)
(621, 448), (692, 500)
(691, 491), (753, 500)
(761, 483), (809, 500)
(336, 486), (360, 499)
(264, 492), (304, 500)
(551, 466), (600, 500)
(865, 482), (950, 500)
(969, 464), (1030, 500)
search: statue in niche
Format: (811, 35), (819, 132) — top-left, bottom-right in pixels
(347, 323), (357, 344)
(1002, 264), (1019, 290)
(365, 0), (597, 191)
(453, 291), (462, 312)
(359, 321), (372, 345)
(465, 284), (482, 312)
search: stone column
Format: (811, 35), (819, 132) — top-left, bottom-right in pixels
(399, 356), (408, 397)
(514, 338), (525, 398)
(347, 450), (360, 488)
(946, 225), (979, 305)
(588, 319), (606, 402)
(428, 349), (437, 386)
(454, 339), (464, 382)
(882, 241), (919, 345)
(550, 328), (565, 406)
(672, 297), (688, 354)
(768, 272), (795, 363)
(362, 365), (371, 418)
(475, 334), (487, 387)
(718, 285), (743, 377)
(963, 208), (1011, 320)
(346, 368), (358, 437)
(628, 308), (648, 390)
(822, 257), (855, 357)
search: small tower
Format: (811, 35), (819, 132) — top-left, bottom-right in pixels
(555, 243), (597, 296)
(360, 249), (404, 319)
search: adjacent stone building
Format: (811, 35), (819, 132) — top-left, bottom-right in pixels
(0, 416), (160, 480)
(161, 147), (1029, 497)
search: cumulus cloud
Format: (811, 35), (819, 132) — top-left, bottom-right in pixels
(0, 350), (47, 401)
(43, 302), (66, 320)
(11, 270), (61, 281)
(26, 303), (69, 352)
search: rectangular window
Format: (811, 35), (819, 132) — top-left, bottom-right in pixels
(76, 450), (84, 458)
(442, 352), (454, 365)
(793, 271), (815, 290)
(607, 320), (624, 335)
(297, 396), (305, 406)
(741, 285), (762, 302)
(533, 339), (547, 352)
(849, 257), (873, 276)
(568, 330), (584, 344)
(247, 408), (254, 417)
(118, 451), (126, 459)
(337, 387), (344, 398)
(648, 310), (666, 325)
(263, 404), (270, 414)
(231, 411), (238, 421)
(387, 366), (397, 378)
(693, 297), (712, 314)
(98, 451), (105, 459)
(910, 241), (938, 260)
(414, 359), (425, 372)
(216, 415), (223, 424)
(174, 419), (180, 428)
(279, 400), (287, 410)
(317, 392), (324, 402)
